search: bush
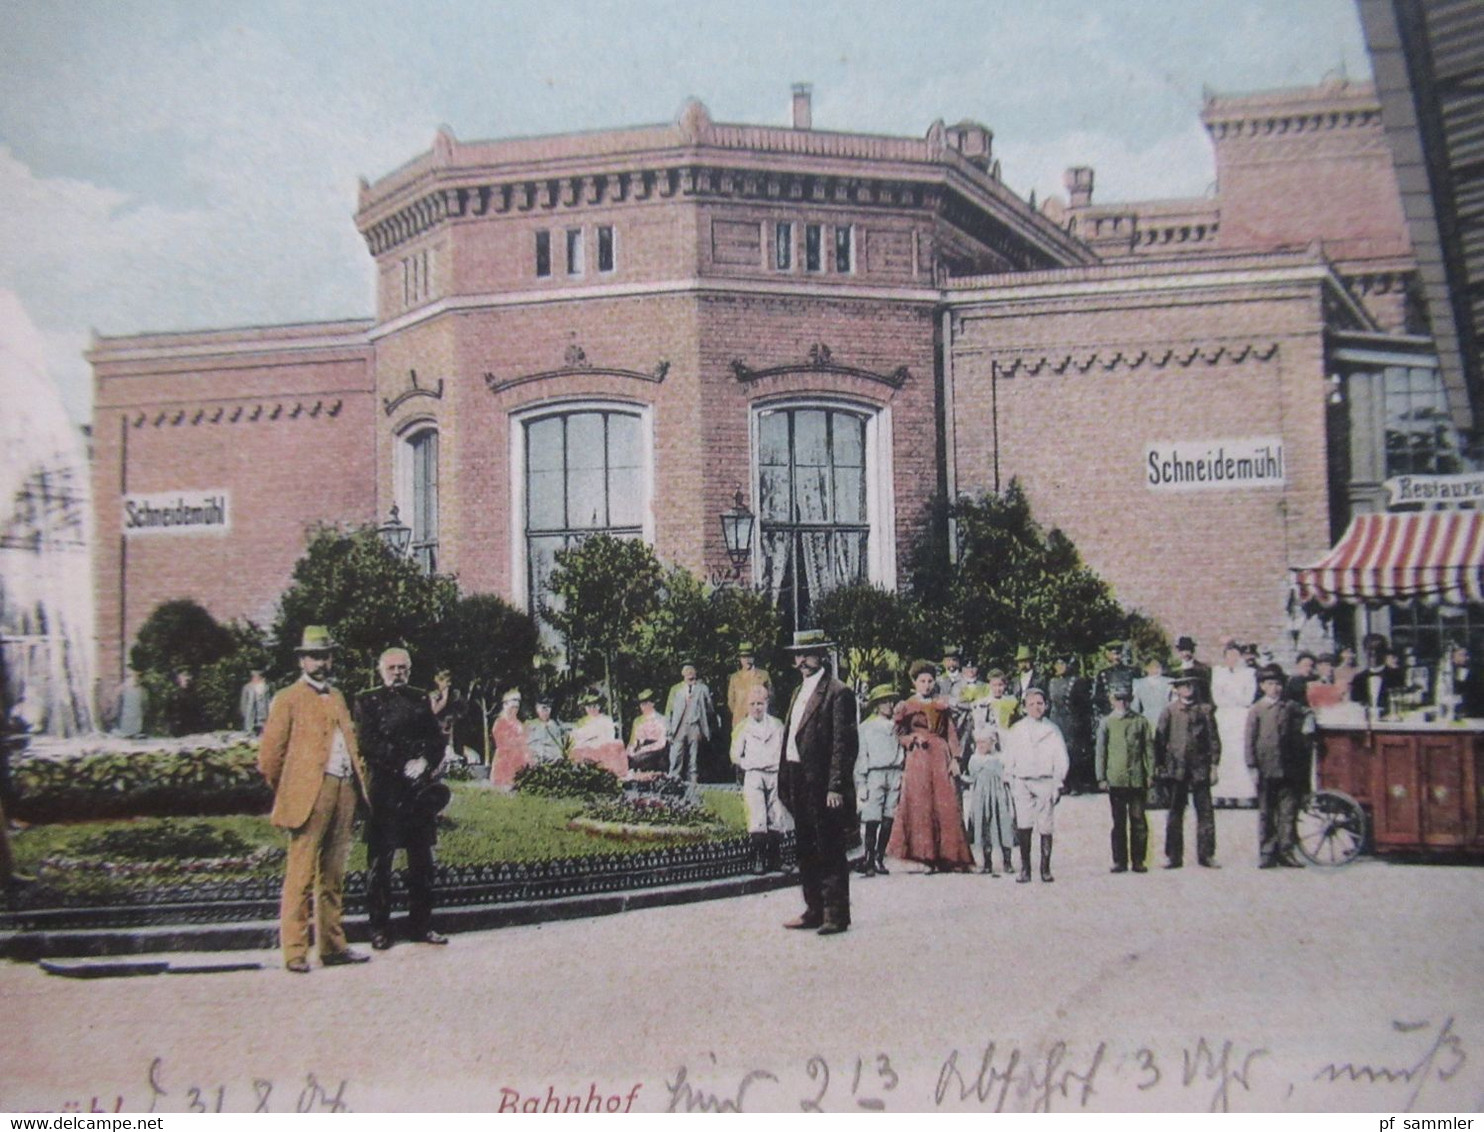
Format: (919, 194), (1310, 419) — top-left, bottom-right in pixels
(11, 742), (272, 822)
(513, 758), (624, 800)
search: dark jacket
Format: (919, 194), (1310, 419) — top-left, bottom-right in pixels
(355, 683), (446, 845)
(779, 670), (859, 833)
(1244, 695), (1312, 782)
(1349, 666), (1406, 715)
(1154, 699), (1221, 783)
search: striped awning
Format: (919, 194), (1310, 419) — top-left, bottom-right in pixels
(1292, 511), (1484, 607)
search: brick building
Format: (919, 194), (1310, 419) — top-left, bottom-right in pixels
(89, 79), (1476, 699)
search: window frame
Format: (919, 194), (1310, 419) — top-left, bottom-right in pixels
(566, 227), (585, 276)
(804, 223), (822, 273)
(748, 396), (896, 628)
(535, 230), (552, 278)
(509, 400), (655, 618)
(774, 221), (793, 271)
(597, 225), (616, 273)
(394, 420), (440, 575)
(834, 223), (854, 273)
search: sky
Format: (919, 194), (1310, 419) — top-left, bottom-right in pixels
(0, 0), (1372, 425)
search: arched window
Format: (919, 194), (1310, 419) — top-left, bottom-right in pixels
(397, 425), (439, 574)
(515, 405), (651, 624)
(755, 402), (889, 632)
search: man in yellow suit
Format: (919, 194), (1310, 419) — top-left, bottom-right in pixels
(258, 625), (371, 973)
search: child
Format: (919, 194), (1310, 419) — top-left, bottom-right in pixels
(853, 683), (903, 876)
(963, 725), (1016, 875)
(729, 685), (791, 873)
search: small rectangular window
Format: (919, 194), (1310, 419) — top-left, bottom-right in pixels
(805, 224), (822, 272)
(597, 225), (615, 273)
(775, 222), (793, 270)
(566, 228), (584, 275)
(535, 231), (551, 277)
(835, 225), (853, 273)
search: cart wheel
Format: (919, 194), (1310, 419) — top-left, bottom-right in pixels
(1295, 789), (1366, 866)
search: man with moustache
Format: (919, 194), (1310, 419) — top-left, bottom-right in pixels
(779, 629), (859, 936)
(258, 626), (371, 973)
(356, 646), (451, 951)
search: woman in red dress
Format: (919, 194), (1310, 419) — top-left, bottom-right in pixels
(886, 661), (974, 873)
(491, 690), (530, 788)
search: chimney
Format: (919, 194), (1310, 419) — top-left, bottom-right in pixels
(1064, 166), (1095, 209)
(791, 83), (813, 130)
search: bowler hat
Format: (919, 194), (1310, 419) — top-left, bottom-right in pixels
(864, 683), (900, 709)
(1014, 645), (1033, 662)
(1176, 636), (1197, 652)
(408, 781), (452, 822)
(293, 625), (337, 654)
(785, 628), (834, 653)
(941, 645), (962, 660)
(1258, 663), (1286, 684)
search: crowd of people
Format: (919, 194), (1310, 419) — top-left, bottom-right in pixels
(247, 623), (1484, 962)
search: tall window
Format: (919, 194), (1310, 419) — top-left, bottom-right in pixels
(805, 224), (822, 272)
(535, 230), (552, 277)
(524, 409), (645, 618)
(597, 225), (615, 273)
(402, 427), (439, 574)
(1384, 364), (1462, 477)
(834, 224), (853, 273)
(775, 222), (793, 270)
(757, 406), (869, 632)
(566, 228), (584, 275)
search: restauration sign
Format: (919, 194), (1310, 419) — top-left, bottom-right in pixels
(1384, 472), (1484, 508)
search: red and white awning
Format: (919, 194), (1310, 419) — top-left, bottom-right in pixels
(1292, 511), (1484, 607)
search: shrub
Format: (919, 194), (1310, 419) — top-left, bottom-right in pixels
(10, 742), (272, 822)
(513, 758), (624, 800)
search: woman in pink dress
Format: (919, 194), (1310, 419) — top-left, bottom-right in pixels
(886, 661), (974, 873)
(491, 690), (530, 788)
(569, 695), (629, 778)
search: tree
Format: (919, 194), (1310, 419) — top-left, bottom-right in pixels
(545, 535), (664, 718)
(911, 481), (1141, 673)
(813, 582), (936, 696)
(130, 599), (235, 676)
(424, 593), (542, 761)
(272, 526), (457, 691)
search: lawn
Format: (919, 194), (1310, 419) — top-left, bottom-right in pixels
(9, 784), (749, 897)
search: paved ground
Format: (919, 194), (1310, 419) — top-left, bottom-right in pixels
(3, 798), (1482, 1114)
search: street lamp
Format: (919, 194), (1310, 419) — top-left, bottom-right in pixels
(718, 488), (755, 583)
(377, 505), (412, 556)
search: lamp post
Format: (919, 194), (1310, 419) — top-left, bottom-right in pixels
(716, 488), (755, 586)
(377, 505), (412, 557)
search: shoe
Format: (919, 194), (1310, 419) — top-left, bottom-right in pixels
(874, 858), (890, 876)
(1258, 859), (1277, 870)
(284, 958), (311, 974)
(783, 915), (823, 930)
(1132, 865), (1148, 874)
(1278, 856), (1304, 869)
(321, 949), (370, 966)
(412, 930), (449, 945)
(1110, 865), (1128, 874)
(371, 932), (393, 951)
(1163, 860), (1183, 870)
(1198, 860), (1221, 869)
(816, 922), (849, 936)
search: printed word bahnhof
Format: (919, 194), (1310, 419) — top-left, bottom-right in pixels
(90, 79), (1476, 695)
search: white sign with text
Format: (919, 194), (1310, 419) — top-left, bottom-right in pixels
(1145, 438), (1285, 492)
(122, 490), (231, 535)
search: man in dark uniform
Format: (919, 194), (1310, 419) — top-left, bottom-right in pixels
(779, 629), (859, 937)
(1155, 671), (1222, 869)
(1091, 640), (1139, 719)
(355, 647), (451, 951)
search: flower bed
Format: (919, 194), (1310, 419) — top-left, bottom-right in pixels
(571, 793), (725, 841)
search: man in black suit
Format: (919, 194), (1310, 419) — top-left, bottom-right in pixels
(355, 647), (451, 951)
(1350, 635), (1406, 718)
(778, 629), (859, 937)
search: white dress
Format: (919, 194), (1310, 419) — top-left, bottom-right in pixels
(1210, 665), (1257, 802)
